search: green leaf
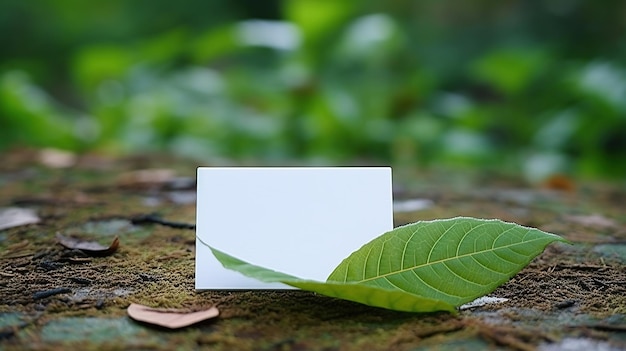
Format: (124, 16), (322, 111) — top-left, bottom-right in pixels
(209, 246), (457, 313)
(327, 217), (568, 306)
(205, 217), (567, 313)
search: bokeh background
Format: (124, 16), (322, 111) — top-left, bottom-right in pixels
(1, 0), (625, 180)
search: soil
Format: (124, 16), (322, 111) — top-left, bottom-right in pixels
(1, 149), (625, 350)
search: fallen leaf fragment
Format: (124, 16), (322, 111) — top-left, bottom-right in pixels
(56, 233), (119, 256)
(127, 303), (219, 329)
(0, 207), (40, 230)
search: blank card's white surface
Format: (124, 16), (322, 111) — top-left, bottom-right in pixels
(195, 167), (393, 289)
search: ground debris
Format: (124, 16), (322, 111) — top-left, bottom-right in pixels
(554, 299), (577, 310)
(1, 151), (625, 350)
(130, 214), (195, 230)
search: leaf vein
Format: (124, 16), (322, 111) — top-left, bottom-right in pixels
(358, 236), (548, 283)
(456, 222), (489, 256)
(415, 267), (464, 300)
(401, 228), (419, 269)
(442, 261), (488, 288)
(427, 222), (458, 263)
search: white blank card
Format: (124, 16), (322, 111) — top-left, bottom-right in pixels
(195, 167), (393, 289)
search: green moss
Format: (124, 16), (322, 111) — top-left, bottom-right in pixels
(1, 154), (626, 350)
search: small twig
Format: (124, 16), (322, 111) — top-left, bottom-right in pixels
(130, 214), (195, 230)
(554, 299), (576, 309)
(33, 287), (71, 300)
(554, 264), (609, 271)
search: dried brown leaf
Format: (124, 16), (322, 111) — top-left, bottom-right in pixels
(127, 303), (219, 329)
(56, 233), (119, 256)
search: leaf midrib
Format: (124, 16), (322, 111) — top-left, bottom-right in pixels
(352, 235), (549, 283)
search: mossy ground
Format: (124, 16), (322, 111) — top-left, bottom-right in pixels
(1, 150), (625, 350)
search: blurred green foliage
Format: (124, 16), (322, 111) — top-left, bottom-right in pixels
(1, 0), (625, 179)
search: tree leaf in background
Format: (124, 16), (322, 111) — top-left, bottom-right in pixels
(327, 217), (568, 307)
(206, 217), (567, 312)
